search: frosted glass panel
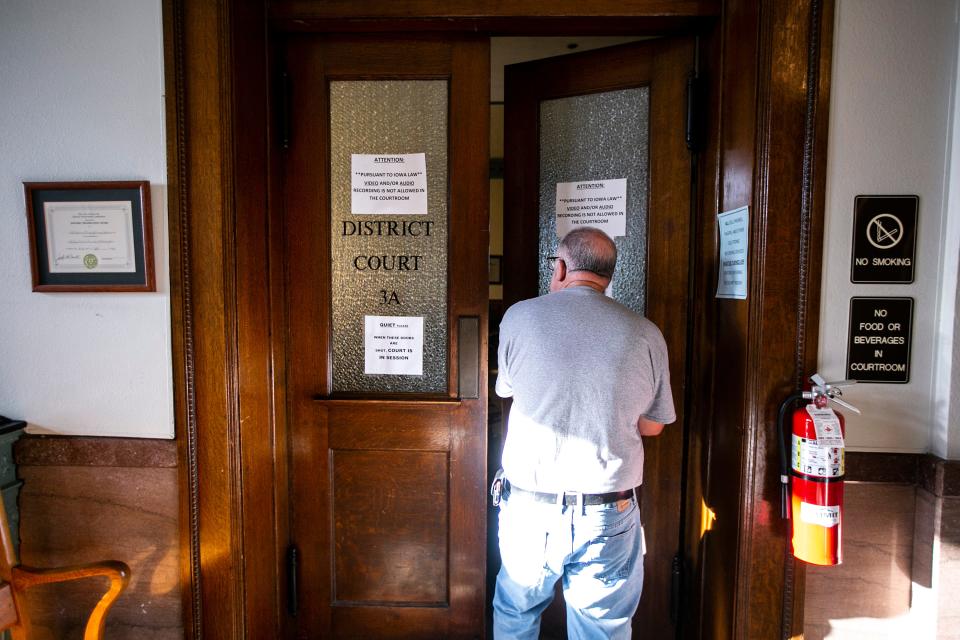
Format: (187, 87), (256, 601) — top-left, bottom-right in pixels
(538, 88), (649, 315)
(330, 81), (448, 394)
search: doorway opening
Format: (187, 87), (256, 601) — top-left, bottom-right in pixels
(485, 35), (694, 639)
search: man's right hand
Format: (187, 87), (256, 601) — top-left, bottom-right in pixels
(638, 417), (664, 437)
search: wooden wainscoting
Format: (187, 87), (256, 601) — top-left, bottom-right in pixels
(13, 435), (181, 639)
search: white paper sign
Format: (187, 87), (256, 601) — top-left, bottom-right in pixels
(799, 502), (840, 528)
(364, 315), (423, 375)
(351, 153), (428, 215)
(716, 206), (749, 299)
(555, 179), (627, 238)
(44, 201), (136, 273)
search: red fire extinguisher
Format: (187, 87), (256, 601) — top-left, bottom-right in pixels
(778, 374), (860, 566)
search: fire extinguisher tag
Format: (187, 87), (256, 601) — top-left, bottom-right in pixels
(806, 406), (845, 447)
(793, 406), (845, 479)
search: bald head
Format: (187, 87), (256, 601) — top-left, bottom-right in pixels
(558, 227), (617, 279)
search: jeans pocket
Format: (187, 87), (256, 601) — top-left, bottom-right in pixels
(598, 556), (634, 585)
(571, 502), (642, 586)
(591, 522), (639, 586)
(593, 500), (639, 537)
(498, 495), (551, 588)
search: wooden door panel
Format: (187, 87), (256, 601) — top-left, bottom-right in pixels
(323, 401), (456, 606)
(332, 607), (453, 638)
(332, 449), (449, 603)
(326, 401), (454, 450)
(503, 38), (693, 639)
(281, 35), (489, 638)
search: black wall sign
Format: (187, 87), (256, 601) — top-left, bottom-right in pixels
(846, 297), (913, 383)
(850, 195), (918, 283)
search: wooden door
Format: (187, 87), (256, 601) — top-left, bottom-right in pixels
(281, 35), (489, 639)
(503, 39), (694, 638)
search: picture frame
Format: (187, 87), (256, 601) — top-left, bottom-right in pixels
(23, 181), (155, 292)
(489, 254), (502, 285)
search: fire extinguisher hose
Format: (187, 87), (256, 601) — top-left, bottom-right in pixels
(777, 392), (805, 520)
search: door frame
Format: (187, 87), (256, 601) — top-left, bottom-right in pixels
(162, 1), (834, 638)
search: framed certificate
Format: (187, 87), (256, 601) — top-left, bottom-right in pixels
(24, 181), (155, 292)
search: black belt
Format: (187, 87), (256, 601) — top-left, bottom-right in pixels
(504, 479), (634, 506)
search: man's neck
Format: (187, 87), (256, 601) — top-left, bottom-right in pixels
(562, 279), (606, 292)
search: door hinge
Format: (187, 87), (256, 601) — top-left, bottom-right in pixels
(670, 553), (683, 624)
(280, 71), (292, 150)
(685, 73), (705, 152)
(286, 544), (299, 616)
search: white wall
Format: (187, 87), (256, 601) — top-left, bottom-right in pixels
(938, 29), (960, 460)
(0, 0), (172, 438)
(819, 0), (960, 454)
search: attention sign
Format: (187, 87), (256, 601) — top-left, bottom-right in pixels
(846, 297), (913, 383)
(555, 179), (627, 238)
(850, 195), (918, 283)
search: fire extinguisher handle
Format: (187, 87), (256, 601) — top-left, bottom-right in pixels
(827, 393), (862, 415)
(811, 374), (862, 414)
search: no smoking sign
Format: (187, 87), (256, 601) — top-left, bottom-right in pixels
(850, 195), (918, 283)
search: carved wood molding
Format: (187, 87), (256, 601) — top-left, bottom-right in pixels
(737, 0), (835, 637)
(783, 1), (833, 636)
(162, 1), (202, 638)
(724, 0), (835, 638)
(164, 0), (250, 637)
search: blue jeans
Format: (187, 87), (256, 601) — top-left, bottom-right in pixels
(492, 487), (644, 640)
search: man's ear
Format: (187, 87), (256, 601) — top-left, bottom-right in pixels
(556, 258), (566, 282)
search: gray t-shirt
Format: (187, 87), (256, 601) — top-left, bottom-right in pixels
(496, 286), (675, 493)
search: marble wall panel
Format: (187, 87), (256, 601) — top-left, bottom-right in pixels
(937, 496), (960, 639)
(804, 482), (916, 639)
(15, 463), (181, 639)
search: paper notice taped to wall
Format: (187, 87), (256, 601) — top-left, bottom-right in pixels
(716, 206), (749, 299)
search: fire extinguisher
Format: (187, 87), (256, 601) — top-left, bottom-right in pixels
(778, 374), (860, 566)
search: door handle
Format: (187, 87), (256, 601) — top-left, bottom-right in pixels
(457, 316), (480, 399)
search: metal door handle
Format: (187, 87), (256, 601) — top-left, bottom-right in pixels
(457, 316), (479, 399)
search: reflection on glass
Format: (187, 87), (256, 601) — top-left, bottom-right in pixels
(330, 80), (448, 393)
(538, 87), (650, 315)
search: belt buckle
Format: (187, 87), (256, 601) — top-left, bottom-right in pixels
(561, 491), (582, 506)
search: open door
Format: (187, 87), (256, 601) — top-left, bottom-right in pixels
(502, 39), (694, 638)
(280, 36), (489, 638)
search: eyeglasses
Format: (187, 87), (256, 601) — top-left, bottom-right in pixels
(547, 256), (559, 270)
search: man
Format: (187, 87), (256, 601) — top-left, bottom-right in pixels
(492, 226), (675, 639)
